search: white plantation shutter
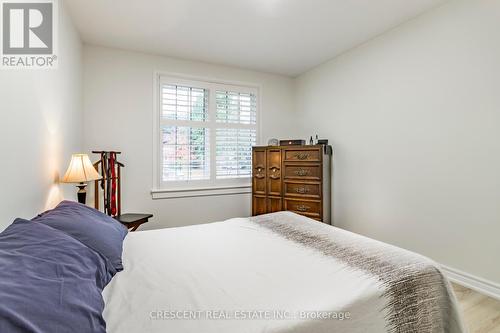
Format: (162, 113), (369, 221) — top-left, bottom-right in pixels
(162, 126), (210, 181)
(216, 91), (257, 124)
(216, 128), (256, 178)
(158, 75), (258, 189)
(160, 82), (210, 182)
(162, 84), (208, 121)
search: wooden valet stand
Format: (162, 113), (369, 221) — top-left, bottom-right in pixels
(92, 151), (153, 231)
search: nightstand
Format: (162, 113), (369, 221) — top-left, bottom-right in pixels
(115, 213), (153, 231)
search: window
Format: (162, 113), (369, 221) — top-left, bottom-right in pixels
(153, 75), (259, 197)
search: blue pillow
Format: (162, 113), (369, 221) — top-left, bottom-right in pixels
(33, 201), (128, 272)
(0, 218), (109, 332)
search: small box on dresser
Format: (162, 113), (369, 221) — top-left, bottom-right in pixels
(252, 145), (332, 224)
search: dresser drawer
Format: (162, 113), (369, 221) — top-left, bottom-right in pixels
(284, 199), (321, 218)
(284, 181), (321, 199)
(283, 164), (321, 181)
(284, 148), (321, 162)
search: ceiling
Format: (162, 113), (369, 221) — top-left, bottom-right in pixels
(65, 0), (446, 76)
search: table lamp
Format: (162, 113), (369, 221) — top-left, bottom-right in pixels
(62, 154), (102, 204)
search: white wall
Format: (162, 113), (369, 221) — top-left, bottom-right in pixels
(83, 45), (296, 229)
(0, 2), (82, 230)
(295, 0), (500, 284)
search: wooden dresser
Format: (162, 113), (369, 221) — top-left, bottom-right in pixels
(252, 145), (332, 224)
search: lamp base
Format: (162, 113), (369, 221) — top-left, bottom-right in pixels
(76, 183), (87, 205)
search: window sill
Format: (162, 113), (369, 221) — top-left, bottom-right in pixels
(151, 184), (252, 199)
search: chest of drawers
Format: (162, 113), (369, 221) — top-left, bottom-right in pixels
(251, 145), (332, 224)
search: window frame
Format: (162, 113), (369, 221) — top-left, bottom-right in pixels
(152, 72), (261, 199)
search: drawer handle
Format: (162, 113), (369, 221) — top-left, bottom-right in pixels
(294, 153), (310, 160)
(254, 166), (265, 177)
(296, 205), (310, 212)
(269, 166), (280, 179)
(295, 187), (310, 194)
(294, 169), (310, 176)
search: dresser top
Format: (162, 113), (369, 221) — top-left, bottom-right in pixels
(253, 144), (332, 154)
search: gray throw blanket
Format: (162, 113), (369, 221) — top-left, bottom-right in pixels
(250, 212), (466, 333)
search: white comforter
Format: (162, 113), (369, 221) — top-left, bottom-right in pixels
(102, 212), (465, 333)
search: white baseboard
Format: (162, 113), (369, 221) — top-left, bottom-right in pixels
(441, 264), (500, 301)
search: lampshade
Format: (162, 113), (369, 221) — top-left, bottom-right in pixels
(62, 154), (102, 183)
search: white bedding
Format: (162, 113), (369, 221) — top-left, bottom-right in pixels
(103, 212), (465, 333)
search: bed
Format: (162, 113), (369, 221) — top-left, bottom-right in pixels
(103, 212), (465, 333)
(0, 202), (465, 333)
